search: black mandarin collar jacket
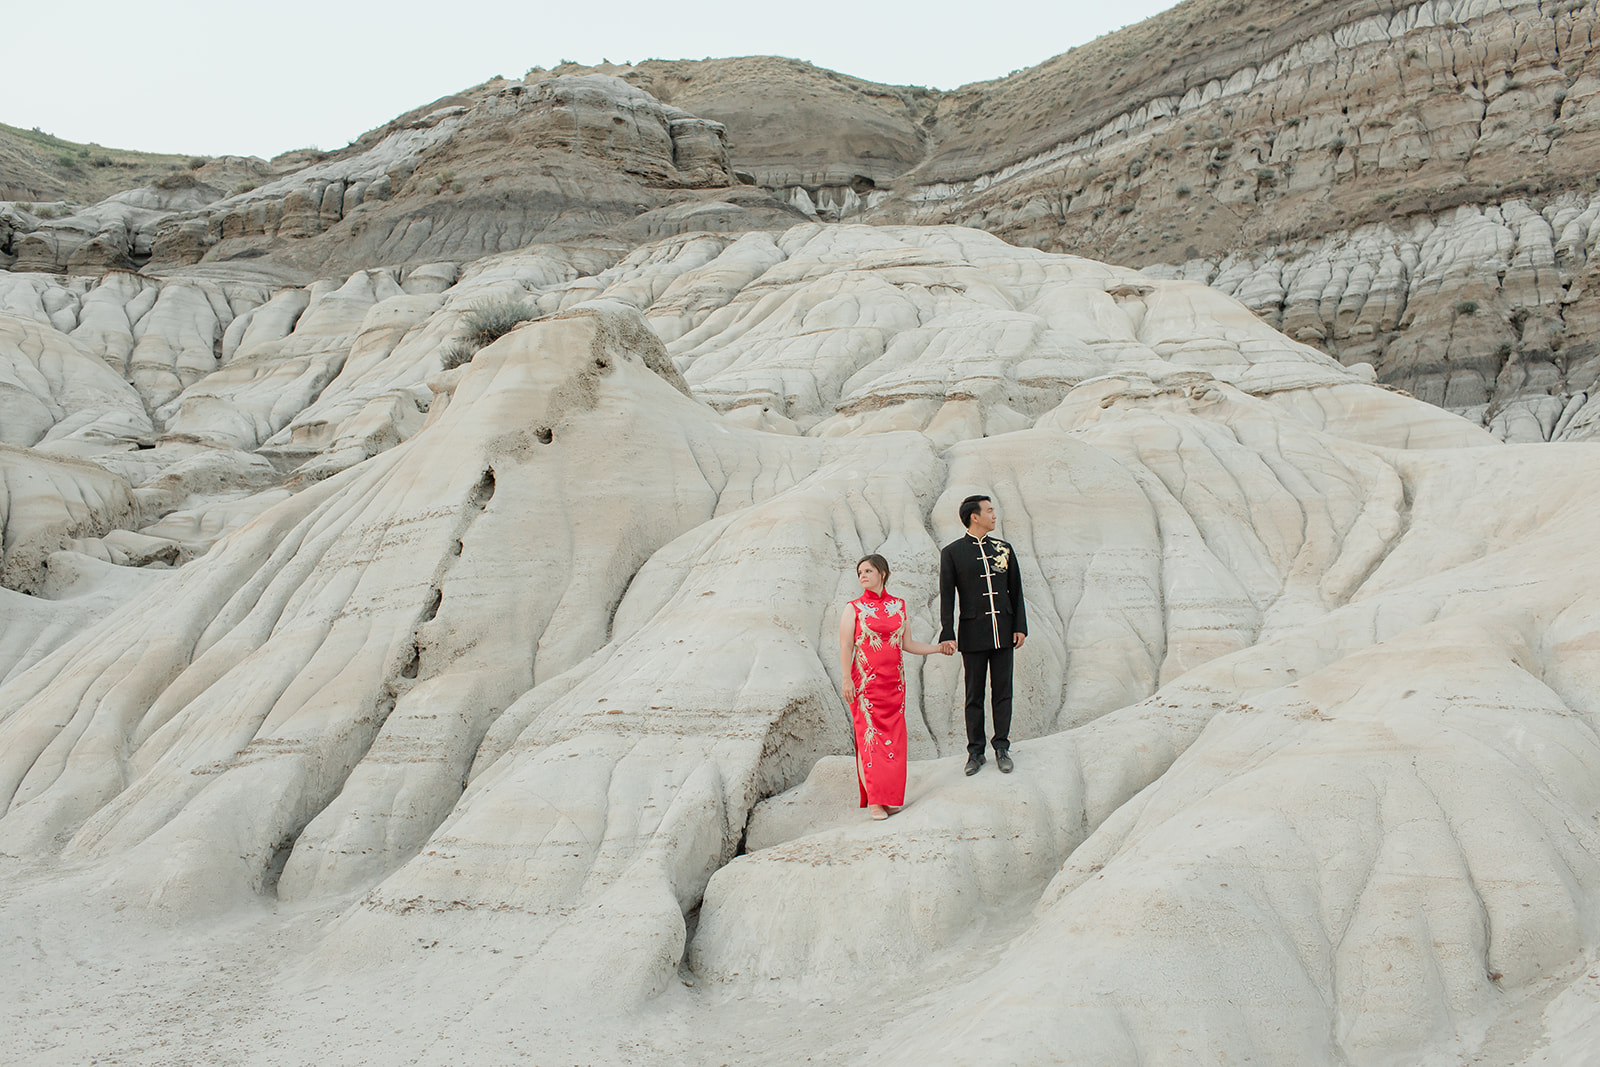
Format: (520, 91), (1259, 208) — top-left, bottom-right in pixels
(938, 533), (1027, 652)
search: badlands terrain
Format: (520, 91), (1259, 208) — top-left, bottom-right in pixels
(5, 0), (1600, 1064)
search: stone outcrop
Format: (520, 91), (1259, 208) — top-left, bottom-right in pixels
(5, 3), (1600, 1061)
(546, 0), (1600, 431)
(8, 1), (1598, 433)
(1145, 190), (1600, 441)
(558, 56), (936, 220)
(869, 0), (1600, 430)
(141, 75), (799, 276)
(13, 225), (1600, 1064)
(9, 175), (225, 274)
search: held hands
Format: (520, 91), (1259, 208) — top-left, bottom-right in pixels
(938, 640), (956, 656)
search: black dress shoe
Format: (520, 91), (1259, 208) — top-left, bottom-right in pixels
(996, 752), (1014, 774)
(964, 755), (983, 776)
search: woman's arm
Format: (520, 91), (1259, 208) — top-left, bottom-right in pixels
(838, 606), (856, 702)
(902, 636), (948, 656)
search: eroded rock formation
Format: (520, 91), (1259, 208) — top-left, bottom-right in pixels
(4, 1), (1600, 1061)
(6, 223), (1600, 1063)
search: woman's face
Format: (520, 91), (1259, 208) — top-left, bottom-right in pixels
(857, 561), (885, 592)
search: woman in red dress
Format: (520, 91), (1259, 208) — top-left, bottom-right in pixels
(837, 554), (949, 820)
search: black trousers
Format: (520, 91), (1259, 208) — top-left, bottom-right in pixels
(962, 646), (1013, 759)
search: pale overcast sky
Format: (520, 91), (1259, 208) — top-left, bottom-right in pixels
(9, 0), (1183, 159)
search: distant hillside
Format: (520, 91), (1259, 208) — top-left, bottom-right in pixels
(0, 122), (203, 204)
(4, 0), (1597, 439)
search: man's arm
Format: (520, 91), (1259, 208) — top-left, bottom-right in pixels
(1009, 542), (1027, 646)
(939, 544), (956, 645)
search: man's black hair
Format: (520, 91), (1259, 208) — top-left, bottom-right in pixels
(959, 495), (991, 529)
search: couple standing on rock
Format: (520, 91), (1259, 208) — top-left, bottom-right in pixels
(837, 495), (1028, 820)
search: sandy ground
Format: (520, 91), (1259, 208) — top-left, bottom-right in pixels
(0, 853), (1030, 1066)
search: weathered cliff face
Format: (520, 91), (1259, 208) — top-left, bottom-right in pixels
(1143, 191), (1600, 442)
(871, 0), (1600, 436)
(553, 56), (937, 220)
(7, 7), (1600, 1062)
(543, 1), (1600, 436)
(8, 1), (1597, 436)
(4, 75), (806, 280)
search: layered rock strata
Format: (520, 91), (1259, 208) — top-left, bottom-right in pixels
(10, 225), (1600, 1062)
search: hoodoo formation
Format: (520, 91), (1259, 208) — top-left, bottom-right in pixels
(4, 1), (1600, 1063)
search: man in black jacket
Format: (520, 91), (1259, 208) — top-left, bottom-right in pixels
(939, 494), (1026, 775)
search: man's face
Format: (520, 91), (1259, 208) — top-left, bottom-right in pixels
(974, 500), (996, 534)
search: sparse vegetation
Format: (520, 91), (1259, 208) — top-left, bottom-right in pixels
(440, 340), (478, 370)
(1456, 300), (1479, 315)
(1176, 184), (1192, 197)
(0, 121), (206, 203)
(441, 296), (539, 368)
(462, 297), (537, 347)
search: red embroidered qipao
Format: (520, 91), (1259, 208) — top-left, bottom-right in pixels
(849, 588), (908, 807)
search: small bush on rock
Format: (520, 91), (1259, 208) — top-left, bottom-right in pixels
(439, 296), (538, 369)
(462, 296), (536, 348)
(440, 340), (478, 370)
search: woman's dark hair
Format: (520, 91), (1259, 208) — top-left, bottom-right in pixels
(856, 554), (891, 583)
(959, 495), (991, 528)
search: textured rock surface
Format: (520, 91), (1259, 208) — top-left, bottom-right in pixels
(873, 0), (1600, 429)
(131, 75), (799, 278)
(545, 0), (1600, 431)
(1144, 191), (1600, 443)
(8, 222), (1600, 1063)
(7, 0), (1597, 434)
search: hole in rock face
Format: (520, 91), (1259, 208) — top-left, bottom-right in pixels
(470, 468), (496, 509)
(421, 587), (443, 622)
(261, 832), (299, 896)
(400, 641), (421, 679)
(536, 427), (553, 444)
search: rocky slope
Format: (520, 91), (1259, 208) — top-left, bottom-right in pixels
(0, 122), (212, 205)
(7, 223), (1600, 1065)
(2, 76), (805, 282)
(5, 4), (1600, 1062)
(561, 0), (1600, 437)
(6, 0), (1597, 438)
